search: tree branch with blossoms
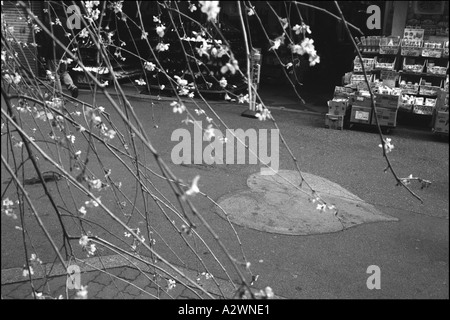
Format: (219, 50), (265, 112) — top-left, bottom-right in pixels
(1, 1), (434, 301)
(4, 0), (261, 299)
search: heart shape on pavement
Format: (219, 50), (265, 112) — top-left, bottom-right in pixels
(215, 170), (398, 235)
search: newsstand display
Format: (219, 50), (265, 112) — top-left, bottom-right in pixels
(327, 26), (449, 136)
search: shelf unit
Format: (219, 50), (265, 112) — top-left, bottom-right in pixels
(345, 36), (402, 131)
(339, 31), (449, 133)
(398, 29), (448, 118)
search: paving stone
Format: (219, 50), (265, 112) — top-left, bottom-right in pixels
(117, 267), (141, 281)
(81, 282), (103, 298)
(96, 285), (120, 299)
(124, 283), (144, 296)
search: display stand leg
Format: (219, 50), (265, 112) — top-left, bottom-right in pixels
(241, 109), (258, 118)
(241, 90), (259, 118)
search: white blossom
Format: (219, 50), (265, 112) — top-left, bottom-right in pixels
(293, 23), (311, 35)
(219, 77), (227, 88)
(171, 101), (186, 114)
(279, 18), (288, 29)
(269, 37), (283, 51)
(167, 279), (176, 290)
(175, 75), (188, 86)
(199, 1), (221, 22)
(22, 266), (34, 277)
(112, 1), (123, 13)
(2, 198), (14, 207)
(85, 197), (100, 208)
(79, 235), (89, 247)
(135, 79), (146, 86)
(104, 129), (116, 140)
(220, 59), (239, 74)
(156, 25), (166, 37)
(91, 8), (100, 21)
(203, 124), (215, 141)
(144, 61), (156, 71)
(182, 117), (194, 125)
(156, 42), (170, 52)
(78, 206), (87, 216)
(89, 179), (102, 190)
(189, 3), (197, 12)
(256, 108), (272, 121)
(379, 138), (394, 153)
(79, 28), (89, 38)
(66, 135), (75, 144)
(185, 175), (200, 196)
(75, 285), (88, 299)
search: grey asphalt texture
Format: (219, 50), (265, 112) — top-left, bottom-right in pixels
(1, 85), (448, 299)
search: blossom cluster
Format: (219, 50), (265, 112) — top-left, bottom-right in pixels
(2, 198), (17, 219)
(84, 108), (117, 141)
(124, 227), (148, 250)
(254, 286), (275, 299)
(84, 1), (101, 22)
(22, 253), (43, 277)
(3, 72), (21, 84)
(255, 104), (272, 121)
(310, 195), (337, 214)
(379, 138), (394, 153)
(289, 38), (321, 66)
(199, 1), (220, 22)
(196, 271), (214, 283)
(267, 19), (320, 67)
(79, 235), (97, 256)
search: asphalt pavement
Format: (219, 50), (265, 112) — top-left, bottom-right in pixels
(1, 85), (448, 299)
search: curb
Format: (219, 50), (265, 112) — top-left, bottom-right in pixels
(78, 88), (325, 116)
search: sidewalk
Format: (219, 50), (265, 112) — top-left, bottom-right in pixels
(114, 81), (330, 115)
(1, 255), (251, 299)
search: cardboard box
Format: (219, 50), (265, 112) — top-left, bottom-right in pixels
(413, 105), (434, 115)
(350, 74), (373, 85)
(434, 111), (449, 134)
(371, 107), (398, 127)
(325, 113), (344, 130)
(350, 105), (372, 124)
(374, 93), (400, 110)
(353, 56), (376, 72)
(352, 95), (373, 108)
(334, 86), (354, 98)
(435, 92), (449, 112)
(328, 99), (348, 115)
